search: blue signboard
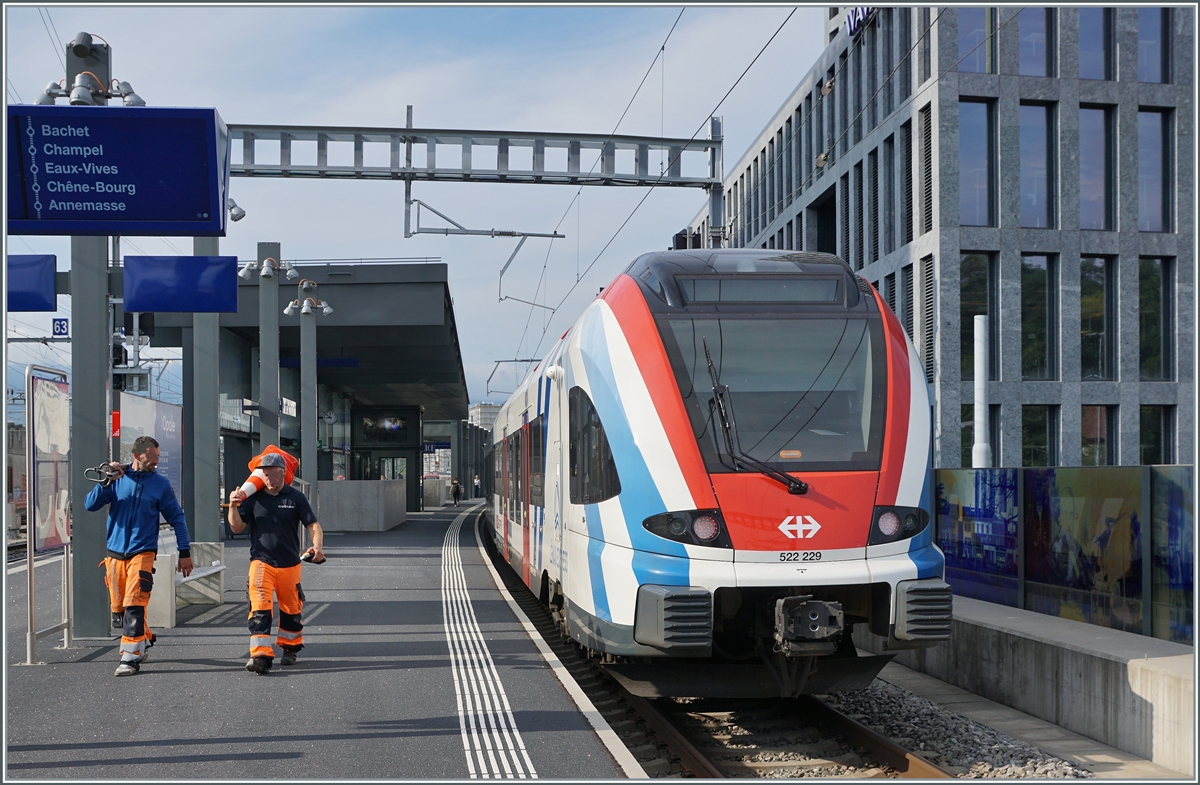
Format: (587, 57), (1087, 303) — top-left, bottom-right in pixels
(6, 254), (57, 311)
(52, 318), (69, 336)
(7, 105), (230, 236)
(124, 255), (239, 312)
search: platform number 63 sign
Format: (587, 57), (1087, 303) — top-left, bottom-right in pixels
(52, 319), (69, 337)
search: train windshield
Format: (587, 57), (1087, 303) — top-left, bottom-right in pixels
(659, 316), (887, 472)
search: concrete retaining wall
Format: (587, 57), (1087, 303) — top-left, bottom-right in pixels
(316, 480), (406, 532)
(853, 596), (1194, 776)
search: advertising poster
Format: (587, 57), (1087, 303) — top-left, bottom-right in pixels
(120, 392), (183, 501)
(30, 375), (70, 552)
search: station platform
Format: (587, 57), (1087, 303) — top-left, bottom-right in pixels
(855, 595), (1194, 778)
(4, 503), (639, 779)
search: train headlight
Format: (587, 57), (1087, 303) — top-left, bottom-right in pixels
(691, 515), (720, 542)
(869, 506), (930, 545)
(642, 509), (732, 548)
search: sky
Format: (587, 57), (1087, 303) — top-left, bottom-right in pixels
(5, 3), (828, 418)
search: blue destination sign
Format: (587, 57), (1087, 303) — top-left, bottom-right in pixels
(7, 105), (230, 236)
(124, 255), (239, 312)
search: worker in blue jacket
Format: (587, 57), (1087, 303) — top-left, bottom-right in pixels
(85, 435), (193, 677)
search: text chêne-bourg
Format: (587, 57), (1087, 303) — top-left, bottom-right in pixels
(39, 124), (136, 211)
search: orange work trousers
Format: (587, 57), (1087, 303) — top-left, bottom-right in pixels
(247, 560), (305, 659)
(101, 552), (156, 663)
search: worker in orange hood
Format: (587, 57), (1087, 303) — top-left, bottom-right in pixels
(237, 445), (299, 500)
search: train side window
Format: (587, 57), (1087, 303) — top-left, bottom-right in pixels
(568, 386), (622, 505)
(530, 415), (546, 507)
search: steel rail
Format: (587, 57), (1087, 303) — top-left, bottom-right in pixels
(800, 695), (955, 778)
(603, 676), (726, 779)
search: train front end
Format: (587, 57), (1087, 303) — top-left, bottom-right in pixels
(563, 250), (952, 696)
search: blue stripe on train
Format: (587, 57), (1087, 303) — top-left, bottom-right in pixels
(579, 313), (689, 591)
(584, 503), (611, 622)
(907, 457), (942, 578)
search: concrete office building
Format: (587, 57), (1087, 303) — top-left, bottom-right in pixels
(686, 6), (1194, 469)
(468, 402), (501, 432)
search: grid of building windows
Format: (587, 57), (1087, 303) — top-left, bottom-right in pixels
(686, 6), (1193, 469)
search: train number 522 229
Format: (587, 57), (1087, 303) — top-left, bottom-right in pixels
(779, 551), (822, 562)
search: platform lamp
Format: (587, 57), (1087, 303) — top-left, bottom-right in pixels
(284, 280), (333, 493)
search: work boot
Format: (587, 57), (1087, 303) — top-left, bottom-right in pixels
(245, 656), (272, 674)
(280, 650), (298, 666)
(114, 662), (140, 677)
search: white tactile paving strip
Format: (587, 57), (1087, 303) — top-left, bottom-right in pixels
(441, 507), (538, 779)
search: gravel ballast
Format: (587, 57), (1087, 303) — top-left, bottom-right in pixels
(821, 681), (1096, 778)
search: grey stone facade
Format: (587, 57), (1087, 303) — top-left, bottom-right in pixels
(688, 6), (1194, 469)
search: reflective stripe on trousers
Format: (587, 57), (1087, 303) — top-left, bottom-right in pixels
(247, 560), (305, 658)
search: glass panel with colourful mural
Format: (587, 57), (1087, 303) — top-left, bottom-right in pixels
(1023, 467), (1143, 634)
(936, 469), (1019, 606)
(1151, 466), (1193, 644)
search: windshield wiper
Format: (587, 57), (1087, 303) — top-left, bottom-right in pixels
(703, 338), (808, 495)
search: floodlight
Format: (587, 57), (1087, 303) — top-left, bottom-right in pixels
(321, 302), (334, 316)
(821, 77), (835, 97)
(36, 82), (61, 104)
(300, 300), (314, 316)
(69, 84), (95, 105)
(283, 261), (299, 280)
(259, 260), (275, 278)
(117, 82), (146, 107)
(70, 32), (93, 58)
(227, 197), (246, 222)
(283, 300), (298, 316)
(238, 261), (257, 280)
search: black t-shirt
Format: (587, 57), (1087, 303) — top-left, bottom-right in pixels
(238, 486), (317, 568)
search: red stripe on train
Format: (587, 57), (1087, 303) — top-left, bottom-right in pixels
(600, 275), (718, 508)
(873, 284), (910, 507)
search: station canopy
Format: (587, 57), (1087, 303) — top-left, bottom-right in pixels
(149, 262), (469, 421)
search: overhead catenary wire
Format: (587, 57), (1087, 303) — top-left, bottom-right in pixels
(6, 77), (24, 103)
(528, 6), (798, 362)
(729, 7), (1019, 240)
(508, 7), (687, 368)
(723, 7), (932, 234)
(43, 7), (65, 56)
(37, 7), (65, 71)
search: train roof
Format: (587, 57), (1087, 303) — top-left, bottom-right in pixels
(625, 249), (851, 277)
(621, 249), (873, 312)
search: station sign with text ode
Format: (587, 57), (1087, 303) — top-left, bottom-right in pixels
(7, 105), (230, 236)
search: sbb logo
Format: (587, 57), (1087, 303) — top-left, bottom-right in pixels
(778, 515), (822, 539)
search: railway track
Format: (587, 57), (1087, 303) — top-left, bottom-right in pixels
(477, 513), (955, 778)
(8, 539), (28, 563)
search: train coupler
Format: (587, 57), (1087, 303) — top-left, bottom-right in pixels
(774, 595), (844, 657)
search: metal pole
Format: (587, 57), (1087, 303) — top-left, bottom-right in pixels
(193, 236), (222, 542)
(404, 106), (413, 239)
(258, 243), (281, 449)
(60, 542), (73, 648)
(708, 116), (724, 249)
(971, 315), (992, 468)
(110, 236), (121, 461)
(26, 530), (37, 664)
(300, 303), (318, 487)
(70, 235), (112, 639)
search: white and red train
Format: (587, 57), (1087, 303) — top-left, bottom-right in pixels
(486, 250), (951, 697)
